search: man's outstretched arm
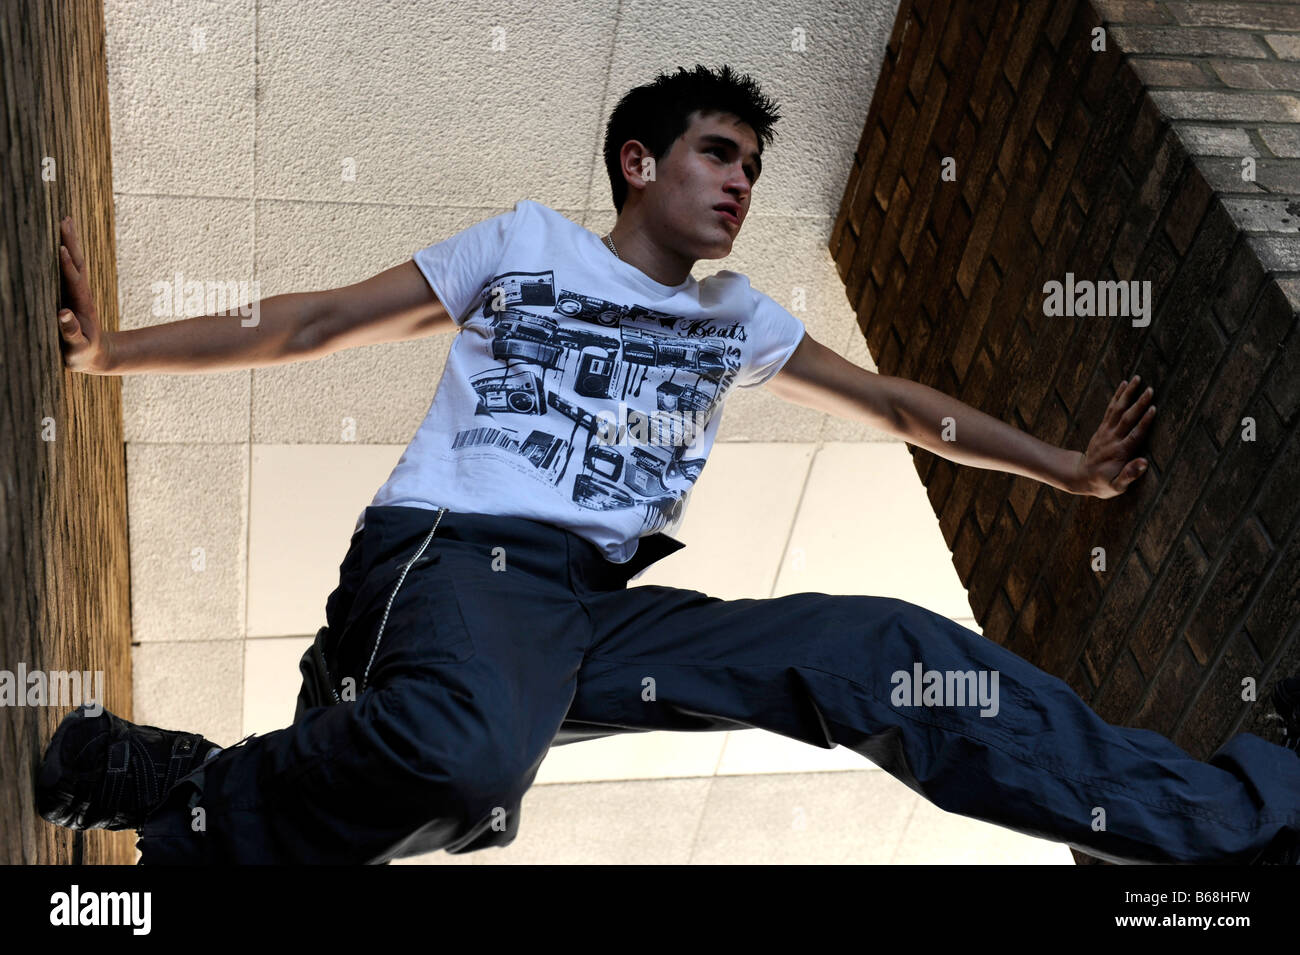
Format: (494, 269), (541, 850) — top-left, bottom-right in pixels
(56, 216), (454, 375)
(763, 332), (1156, 499)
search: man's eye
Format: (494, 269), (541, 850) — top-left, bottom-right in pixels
(707, 146), (754, 182)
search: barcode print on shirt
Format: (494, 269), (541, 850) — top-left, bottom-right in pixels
(452, 427), (518, 450)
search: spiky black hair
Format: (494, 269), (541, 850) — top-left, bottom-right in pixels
(603, 64), (782, 213)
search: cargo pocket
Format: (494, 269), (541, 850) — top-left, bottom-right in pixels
(402, 568), (478, 666)
(355, 553), (478, 691)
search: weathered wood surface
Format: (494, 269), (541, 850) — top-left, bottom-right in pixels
(1, 0), (133, 864)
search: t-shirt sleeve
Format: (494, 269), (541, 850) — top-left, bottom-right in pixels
(411, 201), (523, 326)
(735, 291), (807, 388)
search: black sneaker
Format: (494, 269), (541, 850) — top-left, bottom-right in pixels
(1267, 675), (1300, 753)
(35, 704), (222, 831)
(1254, 830), (1300, 865)
(1251, 675), (1300, 864)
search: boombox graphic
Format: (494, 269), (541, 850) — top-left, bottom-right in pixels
(655, 379), (715, 415)
(490, 311), (565, 368)
(517, 430), (567, 482)
(584, 443), (624, 481)
(619, 327), (726, 380)
(554, 290), (625, 327)
(579, 425), (695, 500)
(554, 289), (682, 331)
(559, 326), (621, 354)
(488, 308), (622, 374)
(574, 347), (622, 399)
(572, 472), (636, 510)
(490, 309), (558, 340)
(481, 271), (556, 316)
(470, 368), (547, 415)
(570, 471), (686, 531)
(621, 445), (691, 496)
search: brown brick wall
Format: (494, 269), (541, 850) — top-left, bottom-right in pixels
(1, 0), (134, 864)
(832, 0), (1300, 863)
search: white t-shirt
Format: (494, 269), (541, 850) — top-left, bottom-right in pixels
(354, 198), (806, 565)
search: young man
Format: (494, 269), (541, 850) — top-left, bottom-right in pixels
(42, 65), (1300, 864)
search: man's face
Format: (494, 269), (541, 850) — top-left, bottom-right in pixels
(634, 109), (761, 260)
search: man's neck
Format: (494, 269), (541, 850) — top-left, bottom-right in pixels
(606, 216), (695, 287)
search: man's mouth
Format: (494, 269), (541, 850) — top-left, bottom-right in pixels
(714, 206), (740, 226)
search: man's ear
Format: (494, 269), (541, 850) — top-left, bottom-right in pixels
(621, 140), (659, 191)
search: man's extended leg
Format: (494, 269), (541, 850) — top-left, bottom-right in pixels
(563, 584), (1300, 864)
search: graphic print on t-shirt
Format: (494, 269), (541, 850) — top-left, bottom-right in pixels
(449, 268), (746, 535)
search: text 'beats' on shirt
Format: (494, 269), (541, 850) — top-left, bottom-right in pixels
(356, 199), (806, 565)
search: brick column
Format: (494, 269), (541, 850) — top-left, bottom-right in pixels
(832, 0), (1300, 864)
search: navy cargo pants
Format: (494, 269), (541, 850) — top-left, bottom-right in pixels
(136, 505), (1300, 864)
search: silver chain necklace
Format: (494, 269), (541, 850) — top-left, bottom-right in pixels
(602, 232), (621, 261)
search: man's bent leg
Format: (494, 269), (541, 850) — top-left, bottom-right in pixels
(567, 585), (1300, 864)
(137, 679), (508, 863)
(139, 507), (591, 863)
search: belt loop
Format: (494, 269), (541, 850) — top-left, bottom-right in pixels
(563, 523), (576, 594)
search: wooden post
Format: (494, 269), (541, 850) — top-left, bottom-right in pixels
(0, 0), (134, 864)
